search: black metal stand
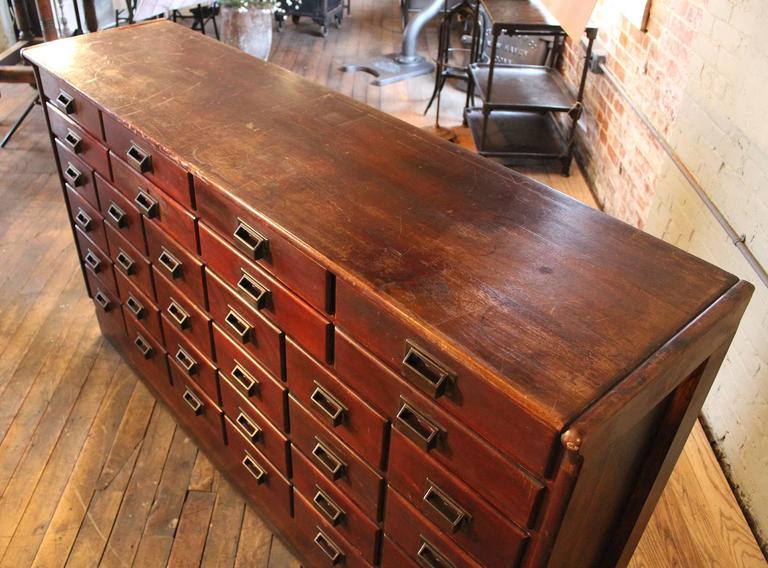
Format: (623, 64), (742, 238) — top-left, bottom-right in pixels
(0, 94), (39, 148)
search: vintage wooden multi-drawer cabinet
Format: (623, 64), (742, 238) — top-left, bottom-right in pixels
(24, 21), (752, 567)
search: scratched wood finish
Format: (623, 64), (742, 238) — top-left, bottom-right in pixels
(0, 1), (763, 564)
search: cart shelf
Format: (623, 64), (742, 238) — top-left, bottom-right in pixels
(465, 108), (568, 159)
(469, 63), (576, 111)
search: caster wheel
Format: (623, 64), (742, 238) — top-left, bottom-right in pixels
(277, 20), (284, 31)
(320, 24), (328, 36)
(334, 14), (341, 26)
(291, 14), (300, 24)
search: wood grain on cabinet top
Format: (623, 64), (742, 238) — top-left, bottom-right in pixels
(23, 21), (740, 429)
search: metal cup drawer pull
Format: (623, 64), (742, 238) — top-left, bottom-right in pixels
(115, 249), (135, 274)
(107, 202), (127, 228)
(233, 219), (268, 260)
(236, 271), (271, 310)
(158, 248), (182, 278)
(75, 208), (92, 231)
(64, 163), (83, 187)
(422, 480), (471, 533)
(416, 537), (455, 568)
(167, 300), (191, 329)
(395, 400), (443, 451)
(311, 438), (346, 481)
(126, 143), (152, 173)
(134, 333), (153, 359)
(242, 452), (268, 483)
(313, 486), (344, 526)
(93, 291), (110, 311)
(236, 410), (262, 442)
(56, 89), (75, 114)
(224, 308), (252, 343)
(310, 382), (347, 427)
(402, 342), (455, 399)
(182, 387), (204, 415)
(231, 362), (259, 396)
(64, 129), (83, 153)
(134, 189), (158, 218)
(125, 294), (145, 319)
(313, 528), (344, 565)
(84, 250), (101, 272)
(175, 346), (198, 375)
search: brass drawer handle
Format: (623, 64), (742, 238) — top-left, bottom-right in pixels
(56, 89), (74, 114)
(416, 537), (455, 568)
(93, 291), (110, 311)
(175, 346), (198, 375)
(233, 219), (268, 260)
(84, 250), (101, 272)
(107, 202), (127, 228)
(311, 438), (345, 481)
(310, 382), (347, 428)
(126, 142), (152, 173)
(64, 129), (82, 153)
(313, 486), (344, 526)
(167, 299), (191, 329)
(134, 333), (153, 359)
(402, 342), (455, 399)
(395, 400), (443, 451)
(224, 308), (252, 343)
(125, 294), (145, 319)
(422, 480), (471, 533)
(64, 162), (84, 187)
(158, 248), (182, 278)
(236, 410), (262, 442)
(236, 270), (271, 310)
(115, 249), (135, 274)
(74, 208), (92, 231)
(182, 387), (203, 415)
(242, 452), (267, 483)
(231, 362), (259, 396)
(134, 189), (158, 218)
(313, 528), (344, 565)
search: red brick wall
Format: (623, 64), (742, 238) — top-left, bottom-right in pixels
(560, 0), (704, 228)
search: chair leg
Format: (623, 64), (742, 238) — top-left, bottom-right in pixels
(211, 9), (220, 39)
(197, 5), (206, 34)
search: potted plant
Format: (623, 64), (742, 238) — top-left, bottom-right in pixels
(218, 0), (294, 60)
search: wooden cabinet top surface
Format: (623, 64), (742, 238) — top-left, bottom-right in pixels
(24, 21), (740, 429)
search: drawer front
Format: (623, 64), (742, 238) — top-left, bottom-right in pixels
(334, 328), (555, 478)
(223, 417), (292, 519)
(212, 324), (287, 432)
(112, 155), (198, 252)
(74, 226), (117, 297)
(289, 396), (384, 522)
(286, 339), (388, 471)
(168, 359), (224, 442)
(105, 223), (155, 301)
(389, 428), (529, 566)
(163, 315), (218, 405)
(199, 222), (330, 362)
(146, 220), (205, 307)
(125, 312), (169, 383)
(195, 181), (329, 314)
(385, 489), (483, 568)
(206, 270), (284, 379)
(220, 394), (290, 477)
(47, 103), (110, 177)
(380, 537), (418, 568)
(55, 139), (98, 210)
(39, 70), (103, 140)
(153, 268), (212, 357)
(66, 184), (109, 254)
(292, 446), (380, 564)
(98, 173), (147, 255)
(102, 113), (192, 208)
(292, 490), (371, 568)
(85, 269), (126, 346)
(116, 270), (163, 344)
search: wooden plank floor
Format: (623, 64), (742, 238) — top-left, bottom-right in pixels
(0, 0), (763, 564)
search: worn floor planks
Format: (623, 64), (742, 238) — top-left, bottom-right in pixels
(0, 0), (764, 564)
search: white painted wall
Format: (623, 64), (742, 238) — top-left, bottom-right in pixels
(644, 0), (768, 544)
